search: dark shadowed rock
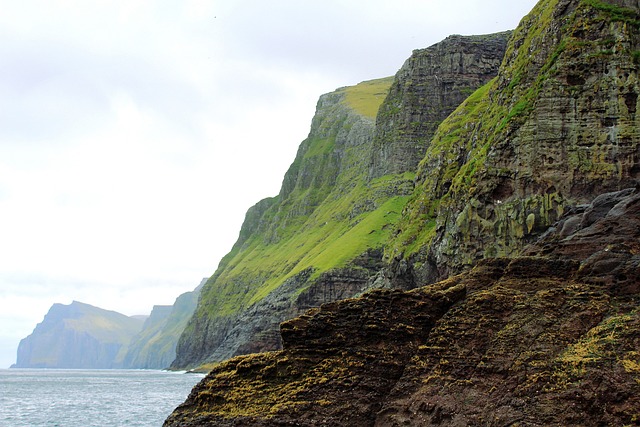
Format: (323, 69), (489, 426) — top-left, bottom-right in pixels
(525, 187), (640, 295)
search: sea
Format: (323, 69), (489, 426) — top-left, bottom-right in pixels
(0, 369), (205, 427)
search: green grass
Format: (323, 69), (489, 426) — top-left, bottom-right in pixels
(498, 99), (531, 131)
(195, 179), (412, 317)
(304, 136), (336, 159)
(342, 77), (394, 119)
(297, 196), (408, 275)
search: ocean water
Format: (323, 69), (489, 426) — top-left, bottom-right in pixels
(0, 369), (205, 427)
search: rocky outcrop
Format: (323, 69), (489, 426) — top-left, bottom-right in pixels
(172, 34), (511, 370)
(175, 0), (640, 370)
(164, 189), (640, 426)
(524, 187), (640, 295)
(369, 32), (512, 178)
(12, 301), (144, 369)
(121, 279), (204, 369)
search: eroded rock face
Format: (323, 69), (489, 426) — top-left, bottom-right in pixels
(392, 0), (640, 283)
(167, 189), (640, 423)
(165, 188), (640, 424)
(164, 283), (466, 427)
(369, 32), (511, 178)
(525, 187), (640, 295)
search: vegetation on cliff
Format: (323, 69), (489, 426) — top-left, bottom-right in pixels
(166, 0), (640, 424)
(174, 77), (407, 367)
(121, 280), (204, 369)
(14, 279), (203, 369)
(388, 0), (640, 283)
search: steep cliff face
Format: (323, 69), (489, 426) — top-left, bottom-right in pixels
(389, 0), (640, 283)
(172, 78), (398, 368)
(164, 190), (640, 427)
(369, 32), (512, 178)
(121, 279), (204, 369)
(172, 33), (511, 369)
(13, 301), (144, 369)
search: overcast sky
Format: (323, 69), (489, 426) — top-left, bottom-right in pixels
(0, 0), (538, 368)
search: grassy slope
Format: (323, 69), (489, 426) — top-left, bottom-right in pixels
(193, 78), (404, 320)
(64, 304), (143, 343)
(344, 77), (395, 119)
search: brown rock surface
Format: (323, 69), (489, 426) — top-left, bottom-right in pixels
(165, 190), (640, 426)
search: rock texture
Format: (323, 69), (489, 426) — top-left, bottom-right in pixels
(525, 187), (640, 295)
(164, 190), (640, 427)
(390, 0), (640, 284)
(13, 301), (144, 369)
(369, 32), (511, 178)
(172, 34), (510, 370)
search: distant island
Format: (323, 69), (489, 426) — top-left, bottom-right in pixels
(12, 279), (204, 369)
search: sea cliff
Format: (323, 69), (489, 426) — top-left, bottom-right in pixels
(166, 0), (640, 424)
(13, 279), (203, 369)
(172, 31), (511, 370)
(13, 301), (143, 369)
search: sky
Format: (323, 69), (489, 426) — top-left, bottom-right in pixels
(0, 0), (539, 368)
